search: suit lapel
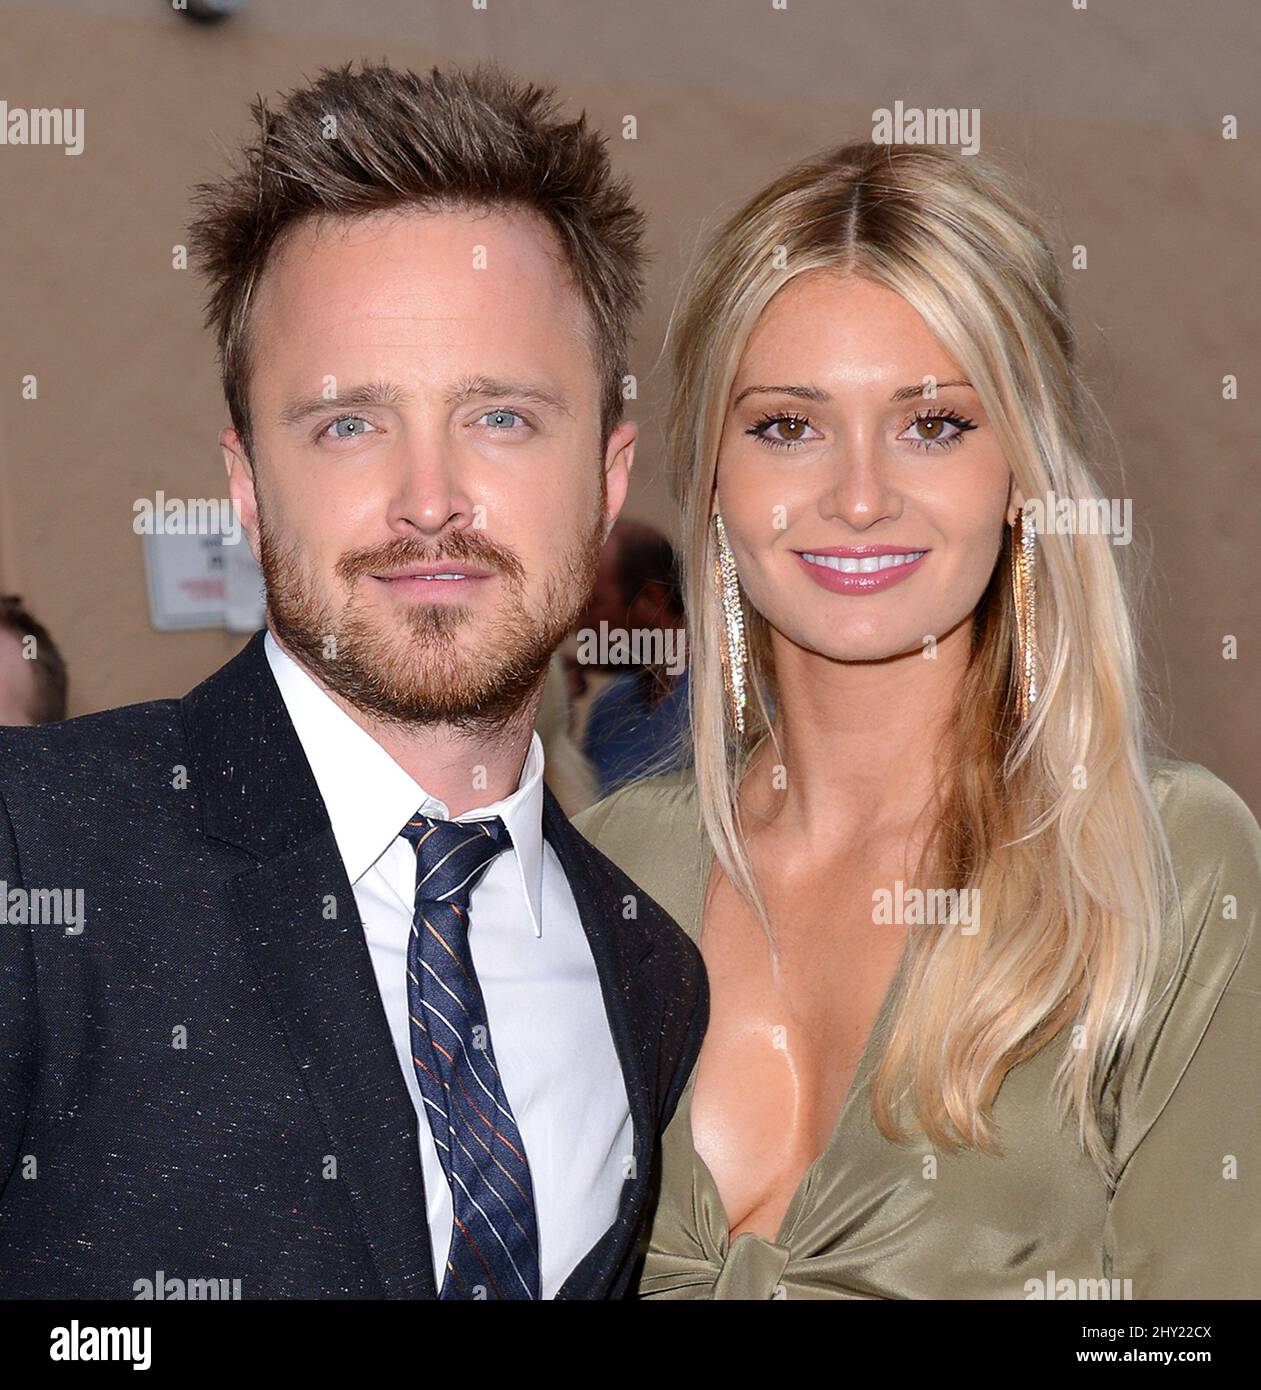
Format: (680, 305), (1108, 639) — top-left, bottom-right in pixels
(540, 785), (658, 1298)
(182, 630), (437, 1299)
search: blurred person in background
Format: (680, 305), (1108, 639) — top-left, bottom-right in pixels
(578, 520), (692, 796)
(562, 517), (652, 708)
(0, 595), (68, 726)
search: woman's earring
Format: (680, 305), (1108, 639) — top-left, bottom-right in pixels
(713, 512), (748, 735)
(1009, 507), (1039, 722)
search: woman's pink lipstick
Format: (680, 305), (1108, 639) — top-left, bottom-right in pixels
(793, 545), (928, 594)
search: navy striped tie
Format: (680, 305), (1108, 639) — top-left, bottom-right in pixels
(399, 812), (541, 1300)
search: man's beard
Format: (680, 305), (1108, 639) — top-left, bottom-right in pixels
(257, 493), (606, 736)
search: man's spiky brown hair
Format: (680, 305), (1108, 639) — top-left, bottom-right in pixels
(187, 60), (646, 459)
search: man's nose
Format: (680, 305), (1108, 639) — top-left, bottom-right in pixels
(385, 439), (477, 538)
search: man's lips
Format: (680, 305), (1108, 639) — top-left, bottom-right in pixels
(367, 563), (497, 601)
(370, 563), (495, 581)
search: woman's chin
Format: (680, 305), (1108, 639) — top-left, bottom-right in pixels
(773, 620), (930, 666)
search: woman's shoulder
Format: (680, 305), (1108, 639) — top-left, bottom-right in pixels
(1146, 753), (1259, 837)
(1144, 755), (1261, 989)
(570, 770), (705, 933)
(1146, 757), (1261, 950)
(1108, 756), (1261, 1155)
(1105, 758), (1261, 1266)
(571, 768), (699, 838)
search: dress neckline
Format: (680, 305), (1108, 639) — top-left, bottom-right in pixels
(683, 791), (911, 1253)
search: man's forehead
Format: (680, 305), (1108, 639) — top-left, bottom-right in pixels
(248, 204), (592, 369)
(260, 204), (574, 305)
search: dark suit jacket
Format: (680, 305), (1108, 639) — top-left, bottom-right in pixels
(0, 630), (707, 1299)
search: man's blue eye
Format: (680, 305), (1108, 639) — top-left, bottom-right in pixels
(326, 416), (376, 439)
(481, 409), (524, 429)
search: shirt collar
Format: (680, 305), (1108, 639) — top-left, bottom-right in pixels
(263, 628), (546, 937)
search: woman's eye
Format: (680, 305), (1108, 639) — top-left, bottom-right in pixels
(899, 410), (977, 451)
(322, 415), (378, 440)
(747, 413), (820, 449)
(478, 408), (527, 431)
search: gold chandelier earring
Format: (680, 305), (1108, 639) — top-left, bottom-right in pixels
(1009, 507), (1039, 722)
(713, 512), (748, 735)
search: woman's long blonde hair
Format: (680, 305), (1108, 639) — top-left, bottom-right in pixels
(669, 141), (1177, 1184)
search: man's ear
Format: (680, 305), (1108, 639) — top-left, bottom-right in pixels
(601, 420), (636, 542)
(221, 427), (261, 566)
(1006, 477), (1027, 527)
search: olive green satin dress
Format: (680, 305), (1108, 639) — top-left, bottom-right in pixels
(572, 757), (1261, 1299)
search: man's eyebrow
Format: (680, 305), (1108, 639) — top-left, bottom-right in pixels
(731, 379), (975, 407)
(445, 375), (573, 416)
(279, 380), (411, 428)
(278, 375), (574, 429)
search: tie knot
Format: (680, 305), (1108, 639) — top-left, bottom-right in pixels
(400, 813), (512, 913)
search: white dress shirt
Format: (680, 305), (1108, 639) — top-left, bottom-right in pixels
(263, 630), (633, 1298)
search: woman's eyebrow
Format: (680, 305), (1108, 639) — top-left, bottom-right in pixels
(731, 383), (830, 407)
(889, 379), (974, 402)
(732, 378), (974, 408)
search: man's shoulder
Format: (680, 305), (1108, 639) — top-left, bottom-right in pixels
(0, 695), (184, 754)
(0, 632), (268, 793)
(0, 697), (186, 804)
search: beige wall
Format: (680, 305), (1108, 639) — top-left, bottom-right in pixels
(0, 1), (1257, 811)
